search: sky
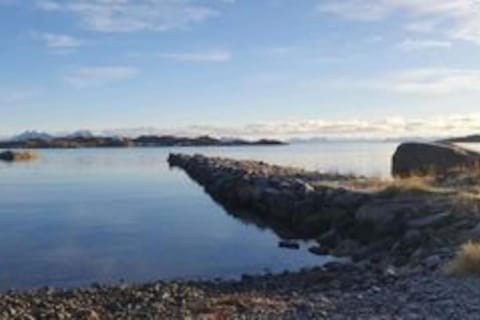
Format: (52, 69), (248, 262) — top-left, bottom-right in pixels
(1, 0), (480, 138)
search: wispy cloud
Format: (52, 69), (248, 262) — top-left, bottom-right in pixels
(377, 68), (480, 95)
(40, 33), (82, 49)
(35, 0), (228, 32)
(34, 32), (84, 53)
(157, 50), (232, 63)
(0, 88), (41, 104)
(316, 1), (389, 21)
(405, 19), (442, 33)
(236, 115), (480, 138)
(397, 38), (452, 51)
(327, 68), (480, 95)
(316, 0), (480, 44)
(65, 66), (139, 88)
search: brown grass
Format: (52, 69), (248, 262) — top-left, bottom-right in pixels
(197, 295), (288, 320)
(446, 241), (480, 276)
(384, 176), (437, 193)
(320, 175), (443, 195)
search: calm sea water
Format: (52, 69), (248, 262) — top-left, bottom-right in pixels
(0, 141), (435, 289)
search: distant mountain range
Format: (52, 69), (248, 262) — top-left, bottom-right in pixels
(0, 132), (285, 149)
(11, 130), (95, 142)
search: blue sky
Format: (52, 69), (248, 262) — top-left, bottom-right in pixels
(2, 0), (480, 138)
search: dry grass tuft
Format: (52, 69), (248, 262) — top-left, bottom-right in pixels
(446, 241), (480, 276)
(14, 151), (38, 161)
(382, 176), (438, 194)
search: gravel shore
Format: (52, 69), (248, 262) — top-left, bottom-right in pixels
(2, 262), (480, 319)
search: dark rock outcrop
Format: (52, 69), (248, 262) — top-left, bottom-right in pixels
(392, 142), (480, 177)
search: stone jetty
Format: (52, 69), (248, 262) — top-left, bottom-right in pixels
(168, 153), (371, 239)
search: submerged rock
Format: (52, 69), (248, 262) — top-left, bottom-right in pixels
(278, 241), (300, 250)
(392, 142), (480, 177)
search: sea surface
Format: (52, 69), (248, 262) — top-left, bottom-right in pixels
(2, 141), (478, 290)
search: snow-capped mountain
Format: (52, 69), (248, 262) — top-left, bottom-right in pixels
(66, 130), (95, 139)
(12, 130), (53, 141)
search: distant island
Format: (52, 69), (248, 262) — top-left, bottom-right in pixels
(440, 134), (480, 144)
(0, 132), (285, 149)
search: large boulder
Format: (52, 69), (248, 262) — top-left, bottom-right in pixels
(392, 142), (480, 177)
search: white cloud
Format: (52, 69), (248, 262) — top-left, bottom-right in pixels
(397, 38), (452, 51)
(35, 0), (226, 32)
(37, 33), (83, 51)
(157, 50), (232, 62)
(316, 0), (480, 44)
(65, 66), (139, 88)
(405, 19), (442, 33)
(328, 68), (480, 95)
(317, 1), (390, 21)
(0, 88), (41, 104)
(130, 49), (232, 62)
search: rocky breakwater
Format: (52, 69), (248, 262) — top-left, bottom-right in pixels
(168, 153), (370, 238)
(168, 153), (476, 269)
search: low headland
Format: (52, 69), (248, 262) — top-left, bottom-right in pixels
(0, 134), (285, 149)
(3, 141), (480, 319)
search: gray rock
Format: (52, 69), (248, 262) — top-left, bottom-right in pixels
(308, 246), (329, 256)
(332, 239), (361, 257)
(462, 222), (480, 241)
(402, 229), (423, 247)
(317, 229), (339, 248)
(407, 212), (452, 229)
(424, 255), (442, 269)
(278, 241), (300, 250)
(383, 266), (398, 278)
(355, 200), (414, 234)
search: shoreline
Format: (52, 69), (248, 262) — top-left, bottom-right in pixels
(1, 249), (479, 319)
